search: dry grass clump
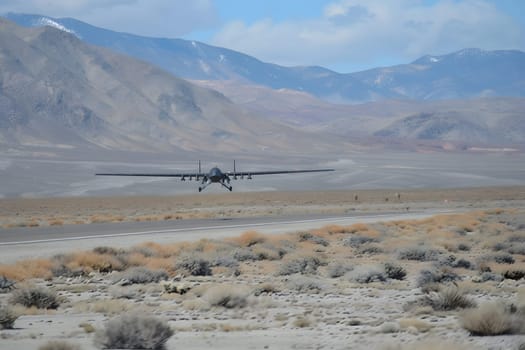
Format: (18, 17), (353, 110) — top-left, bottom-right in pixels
(461, 301), (525, 336)
(398, 246), (442, 261)
(112, 266), (168, 285)
(383, 262), (407, 280)
(422, 285), (476, 311)
(417, 268), (460, 290)
(345, 222), (372, 234)
(347, 264), (387, 283)
(297, 231), (329, 246)
(57, 251), (126, 274)
(94, 312), (173, 350)
(507, 242), (525, 255)
(74, 299), (135, 315)
(175, 254), (212, 276)
(233, 242), (285, 262)
(38, 340), (82, 350)
(326, 261), (354, 278)
(10, 284), (61, 309)
(133, 241), (182, 258)
(287, 275), (325, 293)
(0, 259), (54, 280)
(0, 304), (18, 329)
(230, 230), (267, 247)
(277, 255), (324, 275)
(342, 235), (379, 248)
(253, 282), (280, 296)
(203, 284), (250, 309)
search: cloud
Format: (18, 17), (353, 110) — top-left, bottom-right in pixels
(212, 0), (525, 72)
(0, 0), (219, 37)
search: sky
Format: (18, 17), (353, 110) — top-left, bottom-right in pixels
(1, 0), (524, 72)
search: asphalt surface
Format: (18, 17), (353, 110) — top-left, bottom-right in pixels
(0, 210), (447, 263)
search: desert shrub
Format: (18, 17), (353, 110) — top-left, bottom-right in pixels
(212, 255), (239, 269)
(0, 304), (18, 329)
(51, 263), (85, 278)
(233, 230), (266, 247)
(508, 243), (525, 255)
(492, 242), (508, 252)
(95, 313), (173, 349)
(287, 276), (324, 293)
(417, 268), (460, 289)
(326, 262), (353, 278)
(298, 232), (329, 246)
(175, 254), (212, 276)
(232, 248), (258, 261)
(38, 341), (81, 350)
(278, 255), (323, 276)
(398, 246), (441, 261)
(493, 253), (515, 264)
(479, 272), (504, 282)
(461, 302), (524, 336)
(508, 234), (525, 243)
(343, 235), (378, 248)
(503, 269), (525, 280)
(437, 254), (457, 267)
(64, 251), (126, 274)
(348, 265), (386, 283)
(384, 262), (406, 280)
(203, 285), (249, 308)
(79, 322), (96, 333)
(10, 285), (61, 309)
(457, 243), (471, 251)
(358, 244), (384, 255)
(93, 246), (123, 256)
(252, 244), (284, 260)
(232, 244), (283, 262)
(113, 267), (168, 285)
(253, 282), (279, 296)
(423, 285), (476, 311)
(453, 258), (473, 269)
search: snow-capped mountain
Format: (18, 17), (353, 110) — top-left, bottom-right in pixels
(6, 13), (524, 103)
(0, 18), (339, 155)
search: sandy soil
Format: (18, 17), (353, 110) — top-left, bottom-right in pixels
(2, 186), (525, 228)
(0, 187), (524, 350)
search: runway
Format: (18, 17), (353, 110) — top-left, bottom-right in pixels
(0, 209), (449, 263)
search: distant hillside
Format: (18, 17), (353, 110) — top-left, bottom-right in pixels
(194, 81), (525, 148)
(6, 13), (525, 103)
(0, 18), (336, 156)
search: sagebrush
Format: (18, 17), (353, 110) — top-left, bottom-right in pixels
(95, 313), (173, 349)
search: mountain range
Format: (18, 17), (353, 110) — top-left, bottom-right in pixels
(0, 18), (342, 156)
(5, 13), (525, 104)
(0, 14), (524, 155)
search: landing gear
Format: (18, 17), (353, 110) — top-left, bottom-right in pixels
(220, 181), (233, 191)
(198, 178), (211, 192)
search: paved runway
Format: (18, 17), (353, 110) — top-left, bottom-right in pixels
(0, 209), (449, 263)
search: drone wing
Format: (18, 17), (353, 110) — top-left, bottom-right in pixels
(225, 168), (334, 177)
(95, 172), (202, 178)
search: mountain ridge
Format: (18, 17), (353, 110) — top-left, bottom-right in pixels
(5, 13), (525, 103)
(0, 18), (341, 156)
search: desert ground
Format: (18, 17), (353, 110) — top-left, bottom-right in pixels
(0, 187), (524, 350)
